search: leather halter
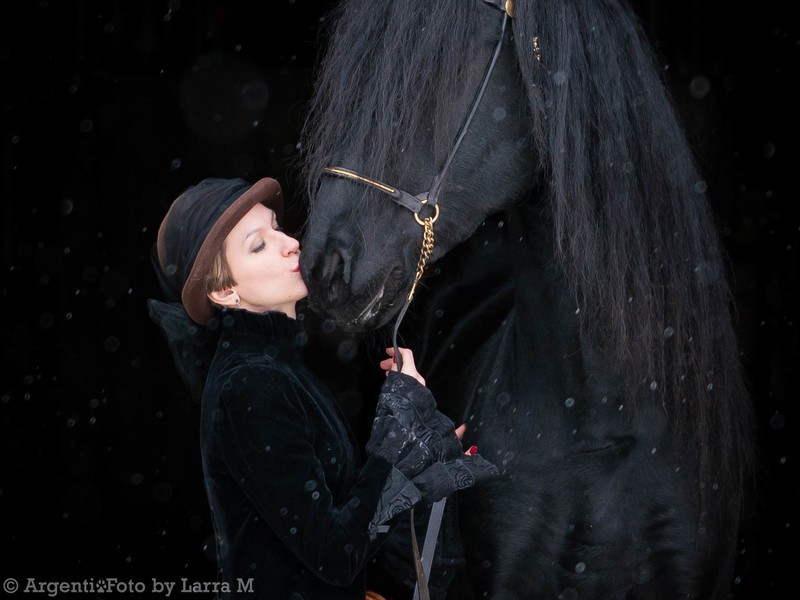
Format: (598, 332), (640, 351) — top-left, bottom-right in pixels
(321, 1), (510, 364)
(323, 1), (510, 219)
(320, 4), (512, 599)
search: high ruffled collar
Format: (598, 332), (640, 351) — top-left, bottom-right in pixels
(217, 308), (307, 348)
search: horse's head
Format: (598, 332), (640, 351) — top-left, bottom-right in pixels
(300, 1), (536, 331)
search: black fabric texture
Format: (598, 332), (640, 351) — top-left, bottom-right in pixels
(200, 309), (425, 599)
(410, 456), (498, 503)
(368, 372), (461, 476)
(372, 372), (499, 502)
(369, 467), (423, 538)
(150, 305), (499, 598)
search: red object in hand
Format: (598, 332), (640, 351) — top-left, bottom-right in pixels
(467, 445), (478, 455)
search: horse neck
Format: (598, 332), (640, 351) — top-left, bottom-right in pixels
(405, 201), (677, 466)
(402, 199), (582, 419)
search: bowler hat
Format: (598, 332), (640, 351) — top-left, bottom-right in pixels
(155, 177), (283, 324)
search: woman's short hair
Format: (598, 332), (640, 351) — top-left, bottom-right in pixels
(205, 246), (237, 302)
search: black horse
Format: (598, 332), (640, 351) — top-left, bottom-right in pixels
(299, 1), (753, 597)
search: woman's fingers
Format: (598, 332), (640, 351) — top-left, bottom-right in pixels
(455, 424), (474, 455)
(380, 347), (399, 371)
(396, 348), (419, 380)
(394, 347), (415, 369)
(382, 347), (426, 386)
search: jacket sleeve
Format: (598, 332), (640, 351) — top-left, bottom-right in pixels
(215, 364), (421, 587)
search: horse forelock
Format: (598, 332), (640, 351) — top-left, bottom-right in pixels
(301, 0), (483, 199)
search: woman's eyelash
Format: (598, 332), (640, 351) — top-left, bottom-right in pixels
(253, 241), (266, 253)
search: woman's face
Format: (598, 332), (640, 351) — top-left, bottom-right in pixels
(219, 203), (308, 318)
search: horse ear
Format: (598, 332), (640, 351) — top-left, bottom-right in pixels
(208, 287), (237, 308)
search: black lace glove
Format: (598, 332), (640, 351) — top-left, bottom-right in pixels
(410, 455), (498, 503)
(368, 467), (423, 538)
(366, 372), (463, 478)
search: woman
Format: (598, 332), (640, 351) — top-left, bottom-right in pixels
(148, 177), (496, 599)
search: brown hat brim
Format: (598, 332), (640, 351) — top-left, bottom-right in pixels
(181, 177), (283, 324)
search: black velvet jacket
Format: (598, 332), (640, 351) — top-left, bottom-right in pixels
(200, 310), (418, 599)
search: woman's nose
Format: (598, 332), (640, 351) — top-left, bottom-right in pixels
(282, 233), (301, 255)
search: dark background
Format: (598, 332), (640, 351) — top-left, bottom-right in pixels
(1, 0), (796, 596)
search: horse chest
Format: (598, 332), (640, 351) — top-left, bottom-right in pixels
(455, 310), (647, 467)
(415, 211), (650, 465)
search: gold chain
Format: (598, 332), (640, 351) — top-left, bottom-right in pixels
(407, 216), (435, 302)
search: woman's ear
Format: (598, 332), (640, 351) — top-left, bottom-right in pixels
(208, 288), (238, 309)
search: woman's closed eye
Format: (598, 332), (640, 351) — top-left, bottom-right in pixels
(252, 241), (266, 253)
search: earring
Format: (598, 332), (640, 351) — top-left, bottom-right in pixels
(235, 297), (241, 308)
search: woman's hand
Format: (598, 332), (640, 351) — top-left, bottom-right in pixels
(379, 347), (426, 386)
(379, 348), (475, 456)
(455, 423), (478, 455)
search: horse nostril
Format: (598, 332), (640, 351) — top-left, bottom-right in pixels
(339, 247), (353, 285)
(318, 244), (354, 302)
(321, 249), (342, 284)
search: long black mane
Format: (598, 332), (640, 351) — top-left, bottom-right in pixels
(301, 0), (753, 507)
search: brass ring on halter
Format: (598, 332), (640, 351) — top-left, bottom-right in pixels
(414, 203), (439, 226)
